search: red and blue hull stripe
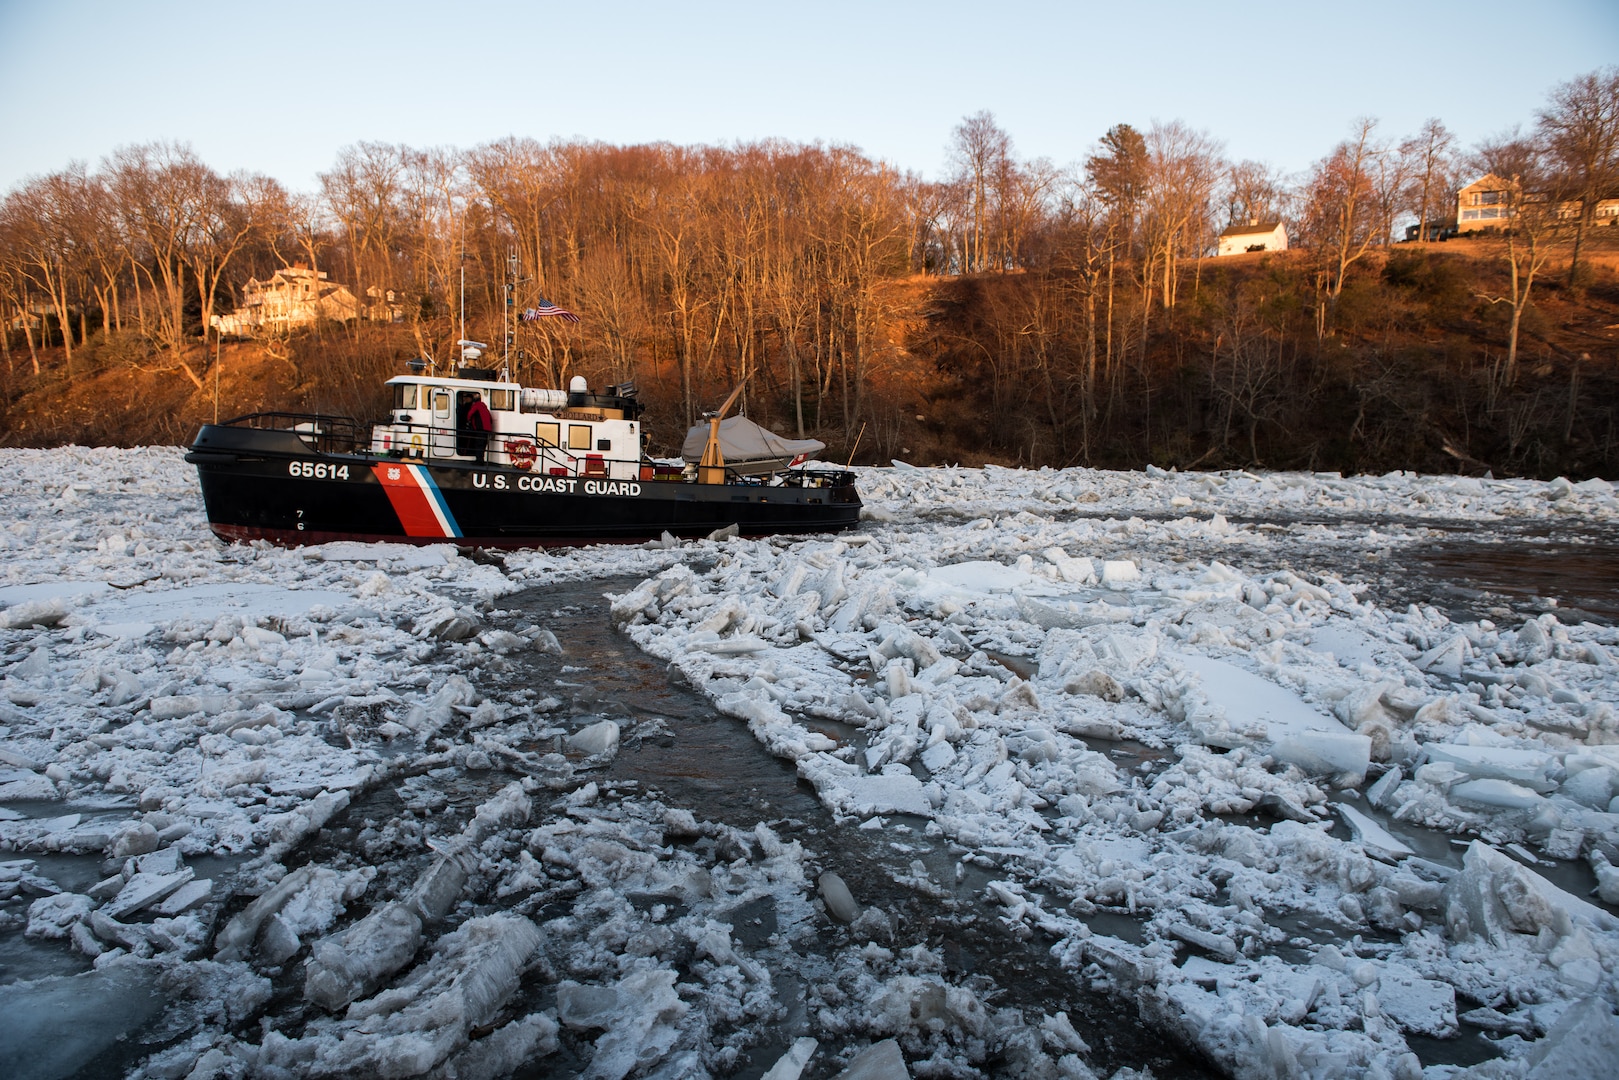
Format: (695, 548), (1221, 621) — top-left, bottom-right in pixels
(370, 462), (463, 539)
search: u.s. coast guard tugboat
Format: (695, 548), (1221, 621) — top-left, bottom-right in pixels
(185, 349), (861, 548)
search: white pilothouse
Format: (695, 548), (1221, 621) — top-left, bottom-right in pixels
(370, 340), (650, 481)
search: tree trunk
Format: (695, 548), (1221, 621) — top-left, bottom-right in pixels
(23, 312), (40, 375)
(1567, 201), (1590, 287)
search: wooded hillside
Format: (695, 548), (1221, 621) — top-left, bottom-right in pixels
(5, 239), (1617, 479)
(4, 68), (1617, 477)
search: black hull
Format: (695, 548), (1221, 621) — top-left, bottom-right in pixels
(185, 425), (861, 548)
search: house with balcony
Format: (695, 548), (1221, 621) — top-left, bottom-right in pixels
(1456, 175), (1513, 234)
(1456, 174), (1619, 234)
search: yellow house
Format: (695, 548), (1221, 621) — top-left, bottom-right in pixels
(1455, 175), (1512, 233)
(1456, 174), (1619, 234)
(213, 265), (362, 337)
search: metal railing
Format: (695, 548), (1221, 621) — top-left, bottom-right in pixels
(218, 412), (368, 455)
(372, 421), (628, 477)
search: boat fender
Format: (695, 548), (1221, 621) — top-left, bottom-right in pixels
(508, 439), (536, 470)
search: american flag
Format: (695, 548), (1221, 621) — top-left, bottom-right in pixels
(521, 298), (580, 324)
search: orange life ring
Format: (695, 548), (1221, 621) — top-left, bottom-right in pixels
(508, 438), (536, 470)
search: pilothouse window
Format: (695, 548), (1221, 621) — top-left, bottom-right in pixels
(568, 424), (592, 450)
(394, 383), (418, 409)
(490, 389), (515, 411)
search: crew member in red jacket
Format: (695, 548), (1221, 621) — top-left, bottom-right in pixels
(465, 392), (493, 463)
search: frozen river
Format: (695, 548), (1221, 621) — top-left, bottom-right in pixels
(2, 449), (1618, 1080)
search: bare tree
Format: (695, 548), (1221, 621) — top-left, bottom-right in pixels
(107, 142), (220, 385)
(1140, 120), (1224, 310)
(1304, 118), (1386, 301)
(1399, 118), (1456, 241)
(1370, 141), (1413, 246)
(322, 142), (409, 310)
(1536, 66), (1619, 285)
(948, 111), (1013, 274)
(1224, 159), (1289, 228)
(1471, 132), (1568, 386)
(0, 179), (74, 368)
(187, 171), (285, 370)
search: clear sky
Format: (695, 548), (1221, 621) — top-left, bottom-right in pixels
(2, 0), (1616, 196)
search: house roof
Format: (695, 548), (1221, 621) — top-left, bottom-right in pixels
(1219, 220), (1283, 238)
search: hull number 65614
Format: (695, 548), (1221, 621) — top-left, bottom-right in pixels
(288, 462), (351, 480)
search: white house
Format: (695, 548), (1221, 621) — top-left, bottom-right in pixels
(1217, 220), (1288, 257)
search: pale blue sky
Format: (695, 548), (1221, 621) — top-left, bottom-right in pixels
(2, 0), (1615, 196)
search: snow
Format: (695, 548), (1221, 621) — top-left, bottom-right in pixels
(1, 446), (1618, 1079)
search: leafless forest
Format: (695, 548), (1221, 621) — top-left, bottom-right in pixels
(3, 69), (1618, 477)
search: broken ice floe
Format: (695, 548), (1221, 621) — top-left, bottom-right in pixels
(4, 447), (1619, 1079)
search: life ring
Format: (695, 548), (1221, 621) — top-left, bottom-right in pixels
(508, 438), (536, 470)
(410, 434), (424, 457)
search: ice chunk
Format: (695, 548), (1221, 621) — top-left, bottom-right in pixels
(408, 852), (469, 922)
(214, 865), (316, 962)
(1166, 922), (1237, 961)
(1424, 743), (1556, 791)
(0, 598), (71, 630)
(761, 1037), (820, 1080)
(1365, 766), (1403, 809)
(1100, 559), (1140, 585)
(1417, 634), (1469, 677)
(1375, 964), (1457, 1036)
(0, 775), (59, 801)
(919, 741), (957, 774)
(435, 1012), (560, 1080)
(921, 561), (1036, 597)
(0, 966), (163, 1079)
(1015, 592), (1129, 630)
(1269, 728), (1372, 781)
(832, 1038), (908, 1080)
(1523, 996), (1619, 1080)
(104, 867), (194, 920)
(299, 914), (543, 1077)
(574, 967), (688, 1080)
(26, 893), (92, 939)
(1334, 803), (1413, 859)
(559, 982), (628, 1028)
(1590, 852), (1619, 905)
(154, 877), (212, 916)
(1517, 619), (1553, 664)
(1563, 766), (1617, 809)
(1445, 841), (1617, 947)
(1449, 778), (1545, 809)
(1041, 549), (1096, 584)
(799, 755), (933, 818)
(304, 901), (423, 1010)
(1178, 653), (1370, 779)
(1039, 1010), (1091, 1054)
(566, 719), (621, 758)
(819, 872), (861, 923)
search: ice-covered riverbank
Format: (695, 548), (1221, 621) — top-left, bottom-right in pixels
(2, 447), (1617, 1079)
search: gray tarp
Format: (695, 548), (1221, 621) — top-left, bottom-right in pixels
(680, 415), (826, 469)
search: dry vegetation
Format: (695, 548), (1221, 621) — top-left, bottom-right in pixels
(5, 236), (1618, 479)
(4, 68), (1617, 477)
